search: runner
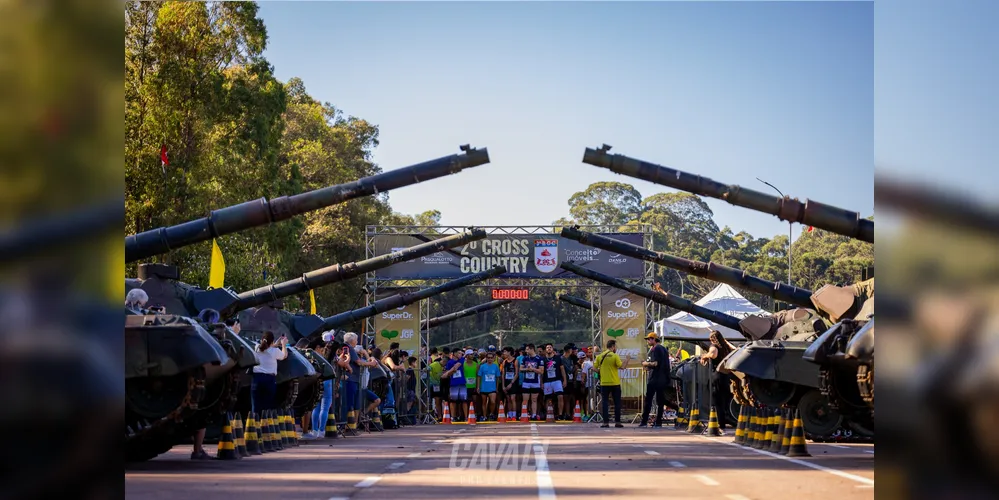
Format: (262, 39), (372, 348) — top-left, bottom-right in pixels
(542, 343), (567, 419)
(462, 349), (480, 419)
(477, 351), (501, 420)
(443, 349), (466, 421)
(519, 344), (544, 420)
(500, 346), (520, 420)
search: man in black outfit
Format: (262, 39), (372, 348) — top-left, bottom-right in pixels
(639, 332), (674, 428)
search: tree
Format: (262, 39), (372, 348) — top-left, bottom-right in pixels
(567, 182), (643, 226)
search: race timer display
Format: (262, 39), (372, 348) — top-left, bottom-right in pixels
(491, 288), (530, 300)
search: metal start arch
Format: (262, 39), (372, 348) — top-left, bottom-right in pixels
(363, 224), (655, 350)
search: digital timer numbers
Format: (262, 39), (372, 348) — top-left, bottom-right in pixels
(492, 288), (530, 300)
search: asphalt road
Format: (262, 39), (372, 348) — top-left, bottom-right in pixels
(125, 422), (874, 500)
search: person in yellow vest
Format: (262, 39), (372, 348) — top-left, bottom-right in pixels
(593, 339), (633, 428)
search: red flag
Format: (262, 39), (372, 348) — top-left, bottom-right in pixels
(160, 145), (168, 166)
(806, 226), (814, 233)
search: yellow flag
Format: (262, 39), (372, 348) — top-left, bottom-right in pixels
(309, 289), (317, 315)
(209, 239), (225, 289)
(679, 349), (690, 360)
(110, 235), (124, 303)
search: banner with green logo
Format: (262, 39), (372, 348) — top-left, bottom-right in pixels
(600, 288), (647, 397)
(374, 301), (421, 358)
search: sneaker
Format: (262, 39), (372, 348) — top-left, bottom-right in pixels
(600, 423), (610, 428)
(190, 449), (213, 460)
(615, 423), (624, 428)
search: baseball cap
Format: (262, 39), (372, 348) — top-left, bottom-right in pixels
(645, 332), (658, 339)
(487, 345), (497, 351)
(477, 348), (485, 354)
(465, 349), (474, 356)
(576, 351), (586, 358)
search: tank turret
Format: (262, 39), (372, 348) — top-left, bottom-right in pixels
(557, 294), (599, 312)
(581, 145), (873, 243)
(126, 145), (490, 262)
(423, 299), (512, 330)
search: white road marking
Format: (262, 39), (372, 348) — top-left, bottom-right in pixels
(863, 450), (874, 454)
(530, 424), (556, 500)
(694, 474), (720, 486)
(701, 436), (875, 485)
(326, 497), (349, 500)
(354, 477), (381, 488)
(824, 444), (850, 449)
(856, 485), (874, 489)
(668, 461), (686, 468)
(644, 450), (661, 456)
(725, 495), (751, 500)
(387, 462), (405, 470)
(432, 439), (446, 443)
(407, 452), (422, 458)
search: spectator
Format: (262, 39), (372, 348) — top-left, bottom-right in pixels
(306, 331), (337, 439)
(700, 330), (737, 433)
(594, 339), (633, 428)
(639, 332), (676, 428)
(251, 331), (287, 414)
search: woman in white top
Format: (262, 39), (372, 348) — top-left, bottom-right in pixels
(251, 331), (288, 414)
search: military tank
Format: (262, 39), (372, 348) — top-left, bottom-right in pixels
(423, 299), (513, 330)
(124, 146), (490, 461)
(576, 147), (875, 436)
(560, 261), (868, 437)
(560, 225), (873, 436)
(126, 229), (485, 456)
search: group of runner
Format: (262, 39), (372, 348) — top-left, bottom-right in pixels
(427, 342), (597, 422)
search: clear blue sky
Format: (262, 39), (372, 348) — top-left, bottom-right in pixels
(257, 1), (874, 242)
(875, 0), (998, 217)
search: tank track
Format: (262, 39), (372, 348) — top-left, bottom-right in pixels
(125, 367), (206, 462)
(818, 368), (844, 412)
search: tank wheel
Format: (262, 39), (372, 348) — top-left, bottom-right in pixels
(125, 367), (206, 462)
(275, 379), (300, 411)
(292, 378), (323, 417)
(748, 377), (796, 407)
(125, 371), (196, 419)
(798, 389), (844, 438)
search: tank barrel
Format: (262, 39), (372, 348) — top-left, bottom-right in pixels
(310, 265), (506, 339)
(2, 198), (123, 264)
(424, 300), (512, 330)
(560, 226), (814, 308)
(558, 294), (598, 312)
(560, 261), (743, 332)
(234, 228), (487, 312)
(582, 145), (873, 243)
(875, 174), (998, 237)
(126, 145), (490, 262)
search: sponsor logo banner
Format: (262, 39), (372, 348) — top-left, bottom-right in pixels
(373, 233), (644, 279)
(600, 288), (647, 397)
(374, 300), (420, 358)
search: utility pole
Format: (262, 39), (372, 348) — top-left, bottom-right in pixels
(757, 178), (793, 286)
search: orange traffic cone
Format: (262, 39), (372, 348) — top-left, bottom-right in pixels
(468, 401), (477, 426)
(572, 402), (582, 423)
(520, 401), (530, 423)
(442, 401), (452, 424)
(545, 400), (555, 423)
(497, 401), (507, 423)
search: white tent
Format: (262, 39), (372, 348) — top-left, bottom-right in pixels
(655, 283), (770, 341)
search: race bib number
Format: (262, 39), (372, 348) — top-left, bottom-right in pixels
(452, 372), (461, 380)
(432, 385), (440, 392)
(484, 374), (495, 382)
(547, 368), (556, 378)
(575, 372), (583, 382)
(505, 372), (515, 380)
(467, 376), (476, 384)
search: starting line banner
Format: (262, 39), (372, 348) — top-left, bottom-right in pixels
(599, 288), (647, 398)
(372, 233), (645, 280)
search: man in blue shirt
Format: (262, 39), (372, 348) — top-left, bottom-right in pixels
(477, 351), (501, 420)
(443, 350), (467, 421)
